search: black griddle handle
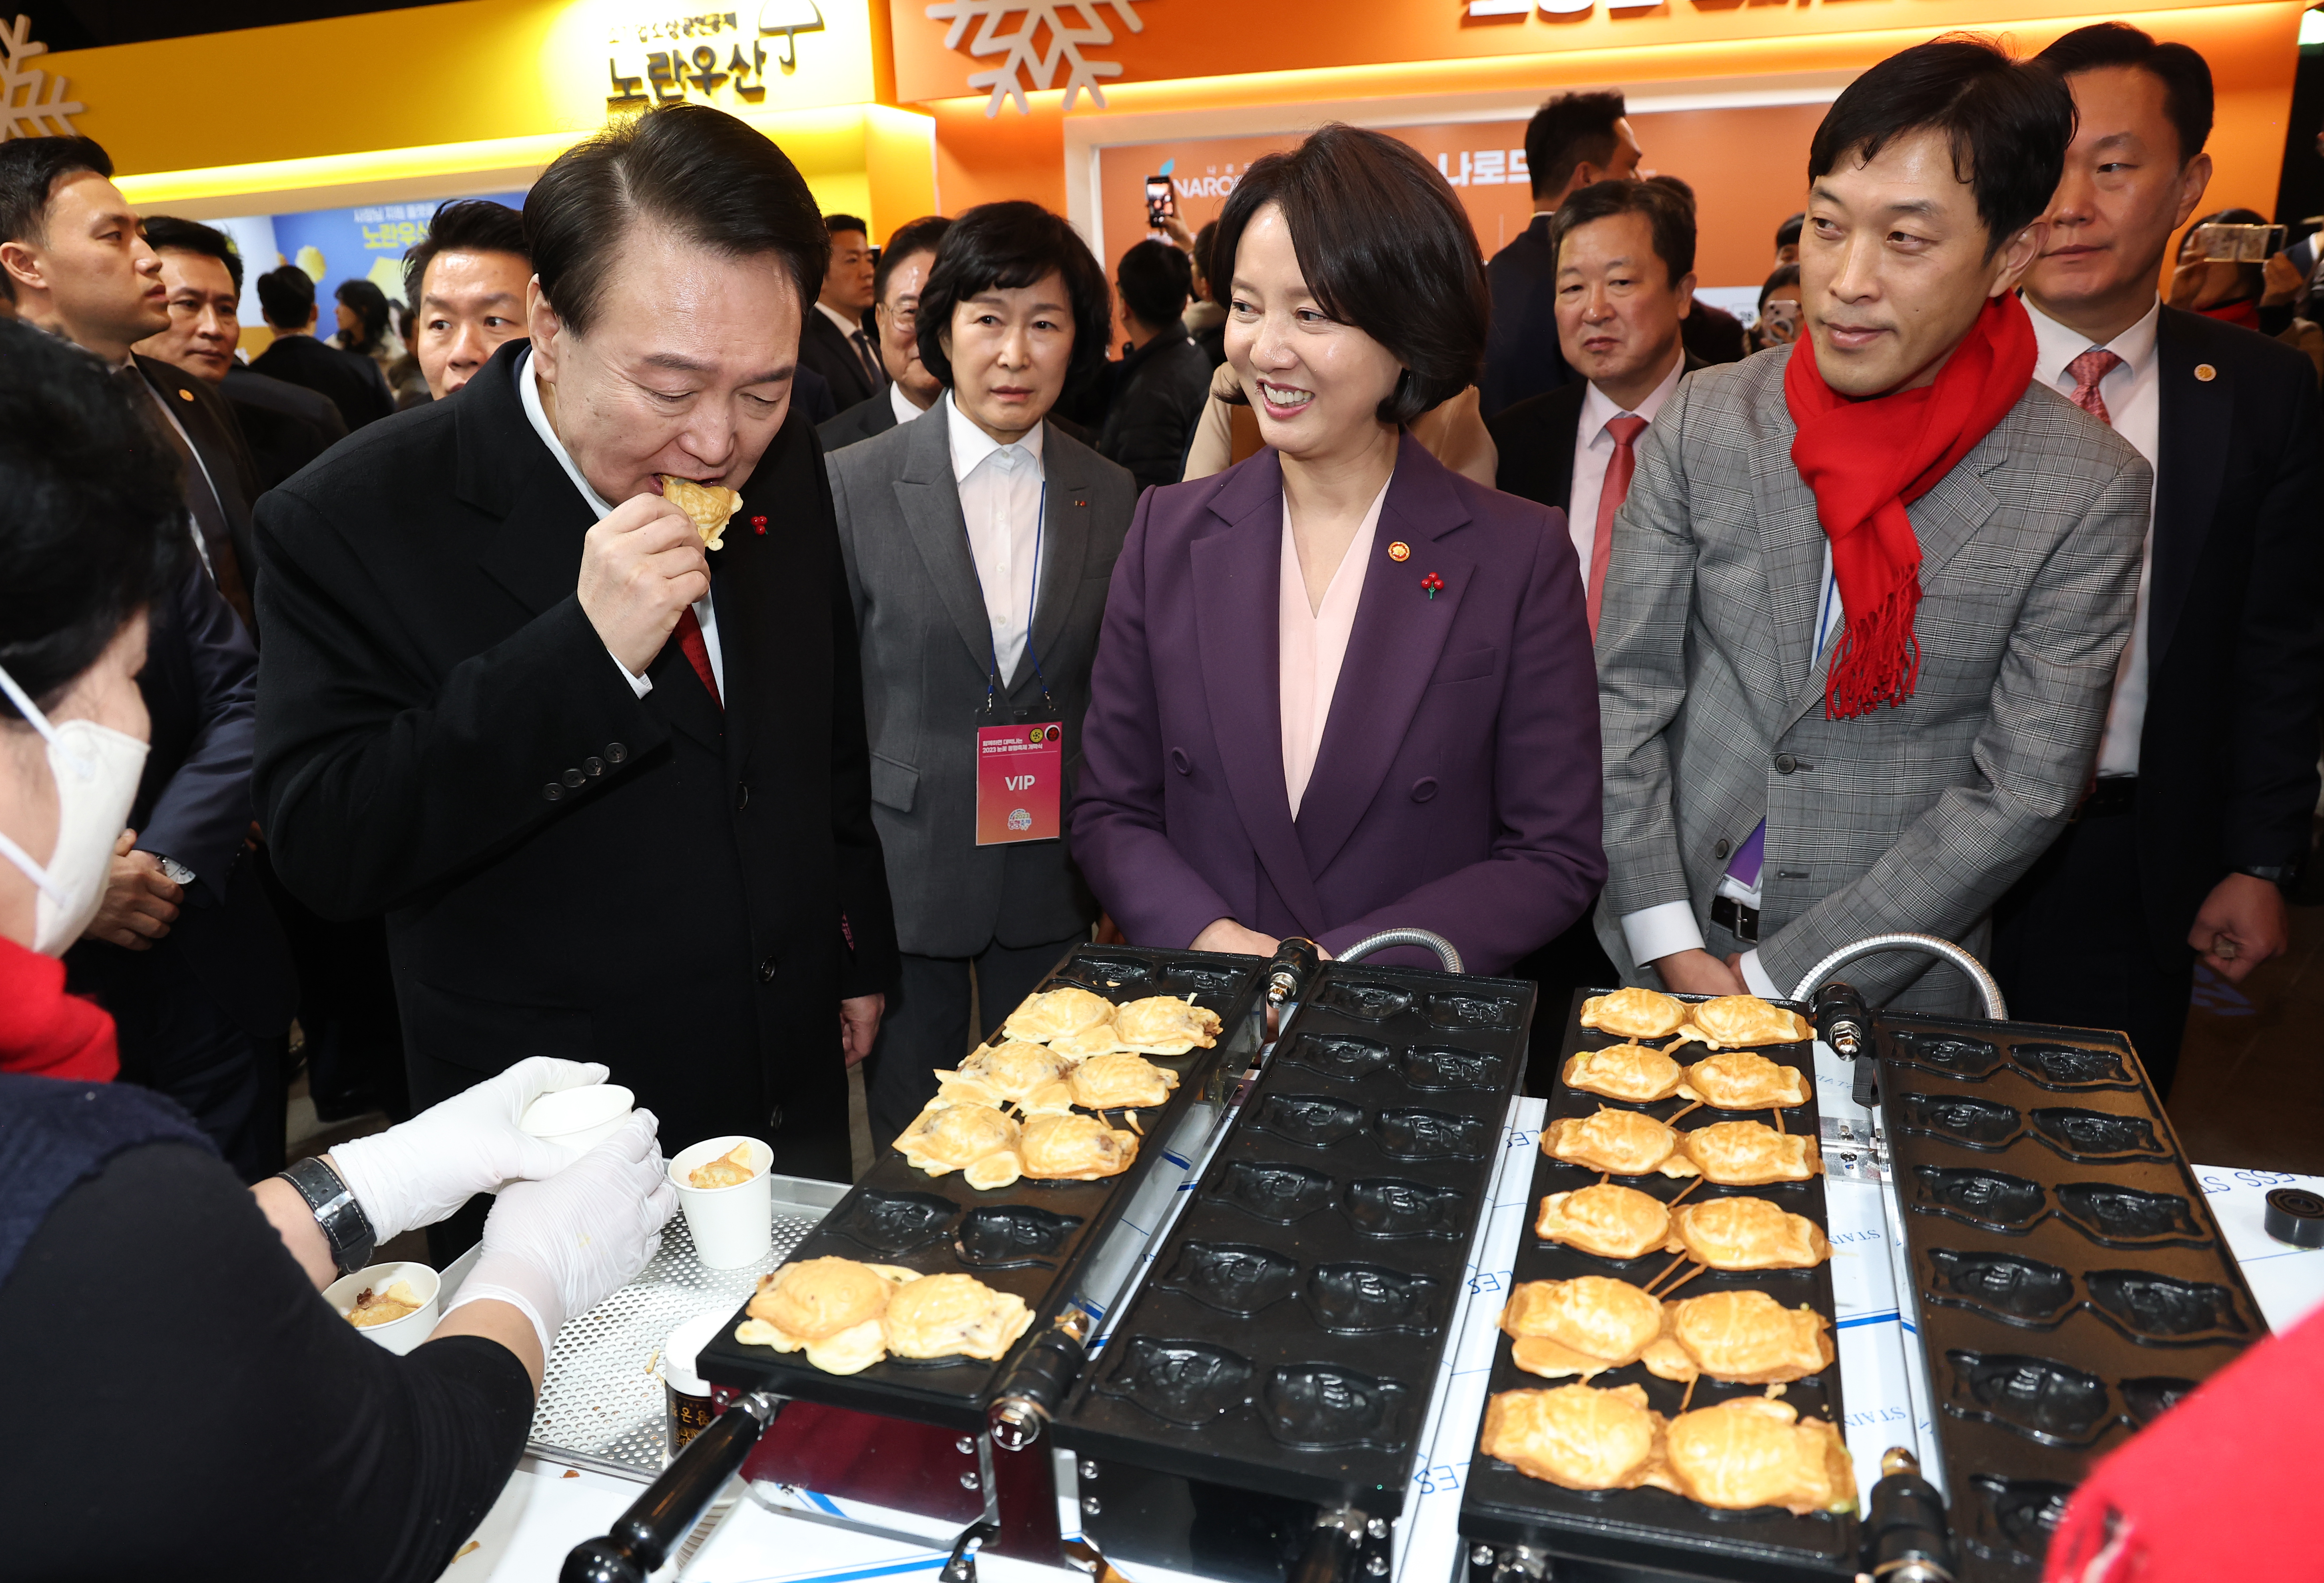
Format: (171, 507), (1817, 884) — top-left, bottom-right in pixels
(988, 1308), (1092, 1449)
(560, 1391), (780, 1583)
(1288, 1510), (1366, 1583)
(1812, 979), (1877, 1108)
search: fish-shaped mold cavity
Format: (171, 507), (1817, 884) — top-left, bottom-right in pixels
(1899, 1093), (2023, 1148)
(1279, 1034), (1394, 1083)
(955, 1204), (1081, 1267)
(2085, 1271), (2248, 1341)
(1889, 1030), (2004, 1080)
(835, 1190), (959, 1254)
(1971, 1475), (2077, 1558)
(1911, 1165), (2047, 1232)
(1946, 1350), (2112, 1444)
(1373, 1107), (1491, 1161)
(1344, 1177), (1467, 1238)
(1213, 1160), (1336, 1224)
(1100, 1337), (1254, 1426)
(2007, 1042), (2134, 1089)
(1304, 1263), (1445, 1334)
(1253, 1094), (1365, 1148)
(2029, 1108), (2165, 1162)
(1399, 1046), (1505, 1091)
(1426, 993), (1515, 1030)
(2053, 1182), (2206, 1246)
(2120, 1375), (2198, 1427)
(1156, 1240), (1298, 1317)
(1927, 1249), (2074, 1325)
(1261, 1364), (1410, 1449)
(1319, 980), (1415, 1021)
(1166, 963), (1243, 993)
(1057, 955), (1154, 991)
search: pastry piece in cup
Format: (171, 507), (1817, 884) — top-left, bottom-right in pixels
(659, 474), (743, 550)
(687, 1142), (756, 1189)
(347, 1280), (425, 1329)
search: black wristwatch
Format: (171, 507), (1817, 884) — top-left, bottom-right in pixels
(276, 1155), (377, 1276)
(2235, 863), (2296, 892)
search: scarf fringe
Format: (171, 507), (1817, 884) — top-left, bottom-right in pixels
(1826, 578), (1924, 719)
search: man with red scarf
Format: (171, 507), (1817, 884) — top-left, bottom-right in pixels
(1595, 36), (2151, 1013)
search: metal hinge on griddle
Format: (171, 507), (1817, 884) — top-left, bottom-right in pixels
(1819, 1116), (1888, 1182)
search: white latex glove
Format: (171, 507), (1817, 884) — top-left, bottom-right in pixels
(445, 1110), (676, 1356)
(330, 1056), (611, 1245)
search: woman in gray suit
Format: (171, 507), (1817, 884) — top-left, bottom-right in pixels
(826, 202), (1138, 1142)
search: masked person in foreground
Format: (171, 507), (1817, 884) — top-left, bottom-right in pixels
(0, 318), (674, 1583)
(1593, 37), (2150, 1012)
(252, 106), (899, 1252)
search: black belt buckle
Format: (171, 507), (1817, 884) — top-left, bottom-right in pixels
(1710, 894), (1760, 944)
(2074, 777), (2139, 822)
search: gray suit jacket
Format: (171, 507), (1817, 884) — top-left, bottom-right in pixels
(828, 403), (1138, 957)
(1593, 348), (2151, 1011)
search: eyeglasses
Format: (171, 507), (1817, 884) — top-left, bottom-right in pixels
(880, 304), (918, 332)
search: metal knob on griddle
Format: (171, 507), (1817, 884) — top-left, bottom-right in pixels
(1862, 1447), (1956, 1583)
(1288, 1508), (1370, 1583)
(1265, 937), (1325, 1011)
(987, 1306), (1095, 1449)
(1812, 979), (1879, 1108)
(562, 1389), (783, 1583)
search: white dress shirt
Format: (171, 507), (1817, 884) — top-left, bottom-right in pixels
(519, 349), (723, 699)
(889, 380), (925, 428)
(2025, 296), (2162, 778)
(1278, 479), (1391, 820)
(947, 391), (1046, 686)
(1567, 352), (1687, 593)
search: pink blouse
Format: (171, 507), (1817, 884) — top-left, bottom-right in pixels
(1278, 479), (1390, 820)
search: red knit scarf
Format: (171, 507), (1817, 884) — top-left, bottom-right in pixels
(1782, 293), (2037, 718)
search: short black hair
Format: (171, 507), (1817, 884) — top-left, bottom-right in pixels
(402, 198), (528, 309)
(1808, 35), (2075, 259)
(1645, 173), (1695, 209)
(257, 264), (316, 330)
(915, 200), (1111, 393)
(1556, 178), (1696, 287)
(0, 318), (184, 717)
(1776, 212), (1805, 251)
(525, 103), (827, 336)
(1524, 90), (1627, 200)
(335, 277), (391, 353)
(1214, 124), (1487, 425)
(0, 134), (112, 303)
(873, 214), (951, 304)
(824, 213), (868, 239)
(2037, 22), (2214, 164)
(1116, 238), (1192, 332)
(143, 215), (243, 292)
(1758, 262), (1802, 313)
(1191, 219), (1220, 301)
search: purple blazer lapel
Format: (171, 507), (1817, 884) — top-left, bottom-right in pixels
(1190, 451), (1327, 936)
(1296, 434), (1473, 879)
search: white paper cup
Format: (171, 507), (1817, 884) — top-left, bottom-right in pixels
(519, 1083), (635, 1162)
(326, 1261), (441, 1355)
(657, 1307), (733, 1457)
(668, 1135), (773, 1269)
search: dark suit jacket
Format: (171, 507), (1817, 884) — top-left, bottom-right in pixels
(1488, 352), (1709, 514)
(1097, 330), (1212, 493)
(1482, 214), (1572, 418)
(250, 333), (393, 432)
(223, 363), (347, 489)
(65, 563), (296, 1038)
(2130, 307), (2324, 958)
(819, 390), (899, 452)
(799, 307), (879, 412)
(793, 363), (838, 428)
(1070, 433), (1605, 973)
(1682, 301), (1750, 367)
(134, 354), (262, 632)
(251, 341), (900, 1169)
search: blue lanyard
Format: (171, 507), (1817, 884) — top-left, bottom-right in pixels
(1814, 557), (1843, 662)
(981, 477), (1052, 714)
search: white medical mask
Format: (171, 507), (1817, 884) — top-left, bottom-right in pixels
(0, 659), (148, 956)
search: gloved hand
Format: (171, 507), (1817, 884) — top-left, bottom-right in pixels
(444, 1110), (676, 1356)
(330, 1056), (611, 1245)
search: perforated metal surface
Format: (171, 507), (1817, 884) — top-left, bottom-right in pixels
(490, 1178), (838, 1481)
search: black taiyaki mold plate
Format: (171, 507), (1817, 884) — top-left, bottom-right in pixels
(1876, 1012), (2267, 1583)
(1459, 987), (1858, 1583)
(1054, 963), (1533, 1513)
(696, 944), (1261, 1431)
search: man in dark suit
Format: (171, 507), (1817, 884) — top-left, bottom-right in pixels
(1996, 24), (2324, 1098)
(1482, 90), (1641, 418)
(798, 212), (883, 411)
(1644, 176), (1750, 367)
(251, 264), (394, 431)
(820, 214), (951, 452)
(136, 216), (347, 491)
(253, 106), (900, 1244)
(1487, 177), (1704, 1088)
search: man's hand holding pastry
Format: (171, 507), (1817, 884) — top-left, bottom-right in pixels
(577, 492), (710, 677)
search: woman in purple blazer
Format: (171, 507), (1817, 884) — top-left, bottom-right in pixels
(1070, 126), (1604, 973)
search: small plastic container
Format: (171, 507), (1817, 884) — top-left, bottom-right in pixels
(657, 1307), (735, 1459)
(668, 1135), (774, 1269)
(519, 1083), (635, 1162)
(325, 1261), (441, 1355)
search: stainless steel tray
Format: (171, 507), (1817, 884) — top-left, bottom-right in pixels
(440, 1173), (845, 1483)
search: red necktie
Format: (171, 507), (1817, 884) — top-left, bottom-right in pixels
(675, 607), (721, 709)
(2066, 347), (2123, 426)
(1587, 414), (1648, 639)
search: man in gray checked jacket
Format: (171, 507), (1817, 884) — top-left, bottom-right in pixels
(1593, 37), (2151, 1014)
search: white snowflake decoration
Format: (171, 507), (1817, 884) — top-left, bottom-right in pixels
(1, 14), (82, 142)
(925, 0), (1144, 119)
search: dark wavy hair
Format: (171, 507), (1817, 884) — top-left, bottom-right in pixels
(335, 278), (392, 354)
(0, 320), (184, 716)
(1212, 124), (1489, 426)
(915, 201), (1111, 393)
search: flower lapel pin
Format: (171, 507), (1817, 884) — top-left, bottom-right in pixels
(1421, 571), (1445, 600)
